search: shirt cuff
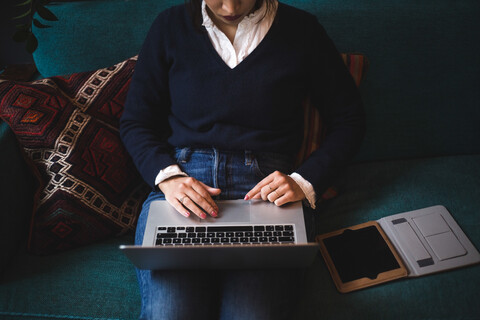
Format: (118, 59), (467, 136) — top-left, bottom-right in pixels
(289, 172), (317, 209)
(154, 164), (189, 187)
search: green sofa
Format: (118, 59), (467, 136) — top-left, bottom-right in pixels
(1, 0), (479, 319)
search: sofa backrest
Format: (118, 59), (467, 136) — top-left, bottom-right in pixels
(32, 0), (480, 162)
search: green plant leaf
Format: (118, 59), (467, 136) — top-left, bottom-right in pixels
(36, 5), (58, 21)
(13, 8), (32, 20)
(33, 18), (51, 28)
(16, 0), (33, 6)
(26, 33), (38, 53)
(13, 29), (30, 42)
(16, 24), (29, 30)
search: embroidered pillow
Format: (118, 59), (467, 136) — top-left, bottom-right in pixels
(0, 56), (149, 254)
(297, 53), (368, 201)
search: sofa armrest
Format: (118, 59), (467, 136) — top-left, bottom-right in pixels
(0, 121), (34, 274)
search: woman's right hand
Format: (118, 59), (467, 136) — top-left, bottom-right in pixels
(158, 176), (221, 219)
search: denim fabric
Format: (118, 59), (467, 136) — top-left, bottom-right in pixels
(135, 148), (316, 320)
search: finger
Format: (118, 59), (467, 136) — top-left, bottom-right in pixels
(199, 181), (222, 196)
(260, 182), (278, 201)
(166, 196), (191, 218)
(267, 189), (282, 203)
(244, 176), (274, 200)
(273, 191), (293, 206)
(180, 195), (208, 219)
(187, 185), (219, 217)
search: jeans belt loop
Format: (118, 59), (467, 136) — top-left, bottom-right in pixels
(245, 150), (253, 166)
(178, 147), (191, 164)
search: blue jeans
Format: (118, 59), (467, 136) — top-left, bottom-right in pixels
(135, 148), (316, 320)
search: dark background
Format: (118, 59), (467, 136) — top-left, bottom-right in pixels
(1, 0), (38, 70)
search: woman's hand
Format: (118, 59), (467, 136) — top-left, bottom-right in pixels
(158, 176), (221, 219)
(244, 171), (306, 206)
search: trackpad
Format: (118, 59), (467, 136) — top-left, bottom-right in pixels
(197, 200), (250, 223)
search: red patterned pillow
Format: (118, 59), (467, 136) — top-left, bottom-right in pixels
(0, 56), (149, 254)
(296, 53), (368, 201)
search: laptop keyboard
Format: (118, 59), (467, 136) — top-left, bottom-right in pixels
(155, 224), (296, 246)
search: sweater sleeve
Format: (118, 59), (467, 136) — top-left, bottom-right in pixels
(294, 17), (366, 203)
(119, 13), (177, 188)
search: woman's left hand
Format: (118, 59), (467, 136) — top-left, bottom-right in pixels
(244, 171), (306, 206)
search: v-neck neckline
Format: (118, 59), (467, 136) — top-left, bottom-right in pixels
(199, 3), (281, 72)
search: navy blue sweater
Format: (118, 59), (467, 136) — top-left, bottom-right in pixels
(120, 2), (365, 200)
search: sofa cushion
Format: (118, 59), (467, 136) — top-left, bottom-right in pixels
(0, 235), (141, 320)
(0, 57), (149, 255)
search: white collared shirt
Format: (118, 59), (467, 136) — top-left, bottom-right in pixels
(155, 0), (317, 208)
(201, 0), (276, 69)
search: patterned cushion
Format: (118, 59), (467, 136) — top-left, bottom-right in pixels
(296, 53), (368, 201)
(0, 56), (149, 254)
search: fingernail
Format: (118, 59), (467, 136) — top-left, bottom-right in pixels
(183, 212), (190, 217)
(244, 195), (250, 200)
(200, 212), (207, 219)
(211, 211), (218, 217)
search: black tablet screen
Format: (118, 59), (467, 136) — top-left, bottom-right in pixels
(322, 226), (400, 283)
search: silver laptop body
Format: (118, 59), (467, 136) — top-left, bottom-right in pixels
(120, 199), (319, 270)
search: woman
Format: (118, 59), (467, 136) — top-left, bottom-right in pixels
(120, 0), (365, 318)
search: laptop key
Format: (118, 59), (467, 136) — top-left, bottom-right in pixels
(221, 238), (230, 243)
(186, 227), (194, 232)
(254, 226), (265, 231)
(167, 227), (176, 233)
(284, 225), (293, 231)
(266, 226), (274, 231)
(182, 238), (191, 244)
(260, 237), (268, 242)
(173, 239), (182, 244)
(279, 236), (294, 243)
(157, 233), (177, 238)
(275, 225), (284, 231)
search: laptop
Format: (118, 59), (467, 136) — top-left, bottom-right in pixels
(120, 199), (320, 270)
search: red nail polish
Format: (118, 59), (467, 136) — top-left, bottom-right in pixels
(244, 195), (250, 200)
(211, 211), (217, 217)
(184, 212), (190, 217)
(201, 212), (207, 219)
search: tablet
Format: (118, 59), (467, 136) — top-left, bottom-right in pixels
(316, 221), (408, 293)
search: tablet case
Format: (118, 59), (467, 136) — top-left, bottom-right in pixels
(316, 205), (480, 293)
